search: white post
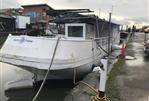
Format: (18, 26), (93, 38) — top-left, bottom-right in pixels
(99, 58), (108, 97)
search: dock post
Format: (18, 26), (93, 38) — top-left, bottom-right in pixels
(98, 58), (108, 98)
(119, 43), (126, 58)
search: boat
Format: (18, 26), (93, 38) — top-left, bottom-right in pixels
(0, 9), (120, 81)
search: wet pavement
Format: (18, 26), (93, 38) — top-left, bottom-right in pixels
(117, 33), (149, 101)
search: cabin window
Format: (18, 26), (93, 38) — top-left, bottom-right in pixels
(68, 26), (83, 37)
(65, 23), (86, 40)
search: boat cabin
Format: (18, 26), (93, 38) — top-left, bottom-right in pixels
(46, 9), (98, 40)
(47, 22), (96, 40)
(46, 9), (120, 41)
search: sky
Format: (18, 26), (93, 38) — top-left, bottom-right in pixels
(0, 0), (149, 28)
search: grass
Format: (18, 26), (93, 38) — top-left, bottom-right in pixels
(106, 59), (126, 101)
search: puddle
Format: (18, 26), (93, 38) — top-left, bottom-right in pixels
(126, 55), (143, 67)
(125, 56), (136, 60)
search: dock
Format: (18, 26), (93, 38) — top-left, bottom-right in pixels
(64, 54), (119, 101)
(64, 72), (100, 101)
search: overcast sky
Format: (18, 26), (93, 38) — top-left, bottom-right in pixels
(1, 0), (149, 27)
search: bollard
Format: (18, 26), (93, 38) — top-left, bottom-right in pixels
(119, 43), (125, 58)
(99, 58), (108, 97)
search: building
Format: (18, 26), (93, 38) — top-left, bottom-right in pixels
(22, 4), (53, 30)
(0, 15), (16, 32)
(0, 8), (31, 32)
(0, 4), (54, 32)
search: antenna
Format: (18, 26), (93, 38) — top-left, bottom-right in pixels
(99, 9), (101, 17)
(107, 5), (113, 56)
(111, 5), (114, 14)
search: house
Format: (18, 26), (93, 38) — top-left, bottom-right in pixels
(22, 4), (53, 30)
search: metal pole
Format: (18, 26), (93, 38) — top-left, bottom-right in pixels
(96, 16), (100, 38)
(108, 12), (112, 56)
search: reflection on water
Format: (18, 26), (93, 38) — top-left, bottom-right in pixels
(5, 80), (74, 101)
(5, 88), (34, 101)
(0, 63), (74, 101)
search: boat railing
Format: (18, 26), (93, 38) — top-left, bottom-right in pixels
(94, 37), (109, 46)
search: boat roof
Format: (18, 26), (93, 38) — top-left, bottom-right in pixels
(46, 9), (93, 16)
(46, 9), (119, 26)
(22, 3), (53, 10)
(46, 9), (95, 24)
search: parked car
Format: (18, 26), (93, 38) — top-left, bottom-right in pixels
(144, 39), (149, 55)
(144, 27), (149, 33)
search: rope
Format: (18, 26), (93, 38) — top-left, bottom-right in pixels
(73, 61), (110, 101)
(93, 94), (110, 101)
(73, 67), (98, 93)
(73, 67), (110, 101)
(97, 43), (115, 58)
(32, 37), (61, 101)
(79, 81), (98, 93)
(73, 67), (77, 85)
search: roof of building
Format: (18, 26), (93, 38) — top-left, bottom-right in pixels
(21, 4), (53, 10)
(0, 15), (15, 19)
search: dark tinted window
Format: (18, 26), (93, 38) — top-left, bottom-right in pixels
(68, 26), (83, 37)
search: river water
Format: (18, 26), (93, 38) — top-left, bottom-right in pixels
(0, 63), (74, 101)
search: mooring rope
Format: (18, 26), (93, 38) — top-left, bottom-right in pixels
(93, 94), (110, 101)
(32, 37), (61, 101)
(73, 67), (110, 101)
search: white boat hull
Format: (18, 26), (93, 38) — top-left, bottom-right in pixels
(0, 35), (107, 80)
(0, 54), (103, 80)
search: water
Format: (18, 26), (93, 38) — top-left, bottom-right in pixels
(0, 63), (74, 101)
